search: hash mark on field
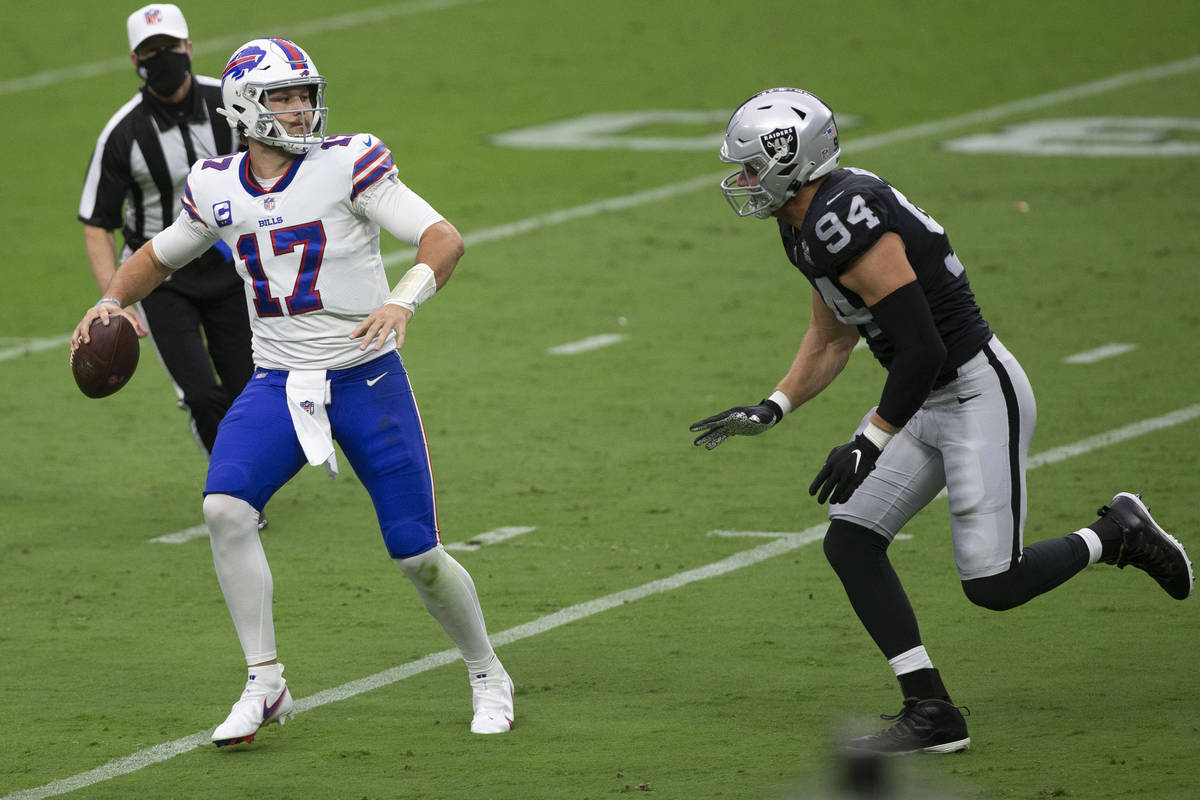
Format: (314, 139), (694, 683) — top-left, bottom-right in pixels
(1062, 343), (1138, 364)
(148, 525), (209, 544)
(444, 526), (536, 551)
(547, 334), (630, 355)
(0, 335), (72, 362)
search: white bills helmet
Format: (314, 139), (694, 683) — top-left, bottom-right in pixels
(719, 88), (840, 218)
(219, 38), (327, 155)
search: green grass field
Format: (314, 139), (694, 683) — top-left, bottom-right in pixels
(3, 1), (1199, 798)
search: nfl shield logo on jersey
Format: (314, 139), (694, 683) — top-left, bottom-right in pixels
(300, 400), (315, 415)
(760, 127), (798, 164)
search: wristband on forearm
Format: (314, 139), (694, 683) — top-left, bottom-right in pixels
(96, 297), (122, 307)
(861, 421), (894, 451)
(385, 263), (437, 312)
(767, 389), (793, 418)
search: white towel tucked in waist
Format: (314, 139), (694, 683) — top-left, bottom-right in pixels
(285, 370), (338, 477)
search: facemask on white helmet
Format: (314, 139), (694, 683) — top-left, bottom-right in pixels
(218, 38), (327, 155)
(719, 88), (840, 218)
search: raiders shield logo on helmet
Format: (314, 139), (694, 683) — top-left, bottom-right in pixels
(760, 127), (798, 164)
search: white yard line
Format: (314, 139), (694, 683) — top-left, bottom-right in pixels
(7, 400), (1199, 800)
(1062, 343), (1138, 364)
(379, 175), (717, 268)
(0, 0), (487, 97)
(1027, 403), (1200, 469)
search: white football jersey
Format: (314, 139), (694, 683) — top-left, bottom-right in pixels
(156, 133), (442, 369)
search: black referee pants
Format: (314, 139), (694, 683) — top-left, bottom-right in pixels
(139, 249), (252, 455)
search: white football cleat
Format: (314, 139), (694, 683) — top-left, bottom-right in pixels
(212, 666), (294, 746)
(469, 664), (515, 734)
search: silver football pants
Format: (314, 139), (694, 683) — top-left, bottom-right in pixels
(832, 336), (1037, 580)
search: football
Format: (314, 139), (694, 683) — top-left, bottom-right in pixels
(71, 315), (140, 398)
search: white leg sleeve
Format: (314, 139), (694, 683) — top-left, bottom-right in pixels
(204, 494), (277, 665)
(395, 545), (496, 671)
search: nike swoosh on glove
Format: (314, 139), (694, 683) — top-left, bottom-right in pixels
(809, 433), (881, 504)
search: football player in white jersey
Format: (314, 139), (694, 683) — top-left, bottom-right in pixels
(690, 89), (1192, 755)
(72, 37), (514, 744)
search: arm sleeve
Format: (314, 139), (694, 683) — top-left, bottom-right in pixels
(868, 280), (947, 428)
(357, 177), (445, 246)
(151, 211), (220, 269)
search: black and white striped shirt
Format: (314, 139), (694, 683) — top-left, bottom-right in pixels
(78, 75), (234, 256)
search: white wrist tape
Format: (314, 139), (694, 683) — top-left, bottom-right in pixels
(862, 421), (894, 451)
(385, 263), (437, 312)
(767, 390), (793, 416)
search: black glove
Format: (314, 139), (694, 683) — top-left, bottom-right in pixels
(809, 433), (881, 504)
(689, 398), (784, 450)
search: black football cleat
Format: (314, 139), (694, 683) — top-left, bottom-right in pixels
(842, 698), (970, 756)
(1100, 492), (1193, 600)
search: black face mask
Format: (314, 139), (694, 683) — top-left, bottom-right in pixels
(137, 49), (191, 97)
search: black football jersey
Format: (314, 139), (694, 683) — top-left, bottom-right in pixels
(778, 167), (992, 384)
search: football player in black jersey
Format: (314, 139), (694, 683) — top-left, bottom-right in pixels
(690, 88), (1193, 755)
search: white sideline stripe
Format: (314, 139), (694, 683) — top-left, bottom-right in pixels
(546, 334), (630, 355)
(18, 54), (1199, 354)
(8, 402), (1200, 800)
(444, 526), (536, 551)
(1062, 343), (1138, 364)
(0, 0), (486, 97)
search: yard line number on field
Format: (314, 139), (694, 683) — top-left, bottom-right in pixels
(7, 403), (1200, 800)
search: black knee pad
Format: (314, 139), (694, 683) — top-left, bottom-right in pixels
(823, 519), (889, 572)
(961, 572), (1024, 611)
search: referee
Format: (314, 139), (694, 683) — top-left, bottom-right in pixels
(79, 6), (258, 516)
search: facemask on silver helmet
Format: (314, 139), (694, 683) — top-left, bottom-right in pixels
(218, 38), (327, 155)
(719, 88), (840, 218)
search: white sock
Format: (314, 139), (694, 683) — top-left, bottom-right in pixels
(888, 645), (934, 677)
(204, 494), (277, 665)
(1072, 528), (1104, 565)
(248, 662), (284, 686)
(395, 545), (496, 673)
